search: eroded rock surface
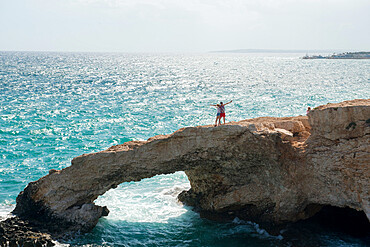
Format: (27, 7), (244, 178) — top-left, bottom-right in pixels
(11, 99), (370, 235)
(306, 100), (370, 220)
(0, 217), (54, 246)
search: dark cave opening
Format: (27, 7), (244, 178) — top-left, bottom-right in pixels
(305, 205), (370, 237)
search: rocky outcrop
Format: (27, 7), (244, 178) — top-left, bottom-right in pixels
(11, 99), (370, 235)
(305, 100), (370, 220)
(0, 217), (54, 246)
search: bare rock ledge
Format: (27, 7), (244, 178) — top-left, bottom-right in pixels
(11, 99), (370, 235)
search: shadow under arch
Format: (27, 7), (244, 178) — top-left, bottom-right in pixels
(302, 204), (370, 237)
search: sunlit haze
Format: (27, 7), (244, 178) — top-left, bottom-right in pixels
(0, 0), (369, 52)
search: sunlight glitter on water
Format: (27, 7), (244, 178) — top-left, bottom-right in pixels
(1, 52), (369, 246)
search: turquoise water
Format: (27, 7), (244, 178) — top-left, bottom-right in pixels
(0, 51), (369, 246)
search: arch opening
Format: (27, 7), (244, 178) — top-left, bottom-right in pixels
(94, 171), (191, 223)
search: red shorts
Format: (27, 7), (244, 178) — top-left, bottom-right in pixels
(220, 113), (225, 117)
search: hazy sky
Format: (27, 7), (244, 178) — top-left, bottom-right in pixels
(0, 0), (369, 52)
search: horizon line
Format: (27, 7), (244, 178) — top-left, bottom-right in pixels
(0, 48), (368, 54)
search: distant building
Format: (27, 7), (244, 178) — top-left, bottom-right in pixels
(302, 52), (370, 59)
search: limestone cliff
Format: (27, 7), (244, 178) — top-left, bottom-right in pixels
(305, 100), (370, 220)
(12, 99), (370, 234)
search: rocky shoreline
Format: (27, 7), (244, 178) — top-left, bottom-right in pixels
(302, 51), (370, 59)
(0, 217), (54, 246)
(1, 99), (369, 243)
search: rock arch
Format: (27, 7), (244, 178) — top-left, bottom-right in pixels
(12, 99), (370, 234)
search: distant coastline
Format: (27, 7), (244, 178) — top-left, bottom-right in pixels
(302, 51), (370, 59)
(211, 49), (341, 54)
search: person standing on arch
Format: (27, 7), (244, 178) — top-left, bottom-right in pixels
(210, 100), (232, 126)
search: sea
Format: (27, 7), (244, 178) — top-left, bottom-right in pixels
(0, 51), (369, 246)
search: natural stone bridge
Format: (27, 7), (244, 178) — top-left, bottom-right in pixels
(12, 99), (370, 234)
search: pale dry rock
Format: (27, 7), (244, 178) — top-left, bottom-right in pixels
(12, 99), (370, 233)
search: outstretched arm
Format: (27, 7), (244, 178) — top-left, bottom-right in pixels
(210, 104), (217, 107)
(224, 100), (233, 105)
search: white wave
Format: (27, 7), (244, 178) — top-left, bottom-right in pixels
(232, 217), (283, 240)
(248, 221), (284, 240)
(95, 171), (190, 223)
(52, 241), (70, 247)
(0, 204), (15, 221)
